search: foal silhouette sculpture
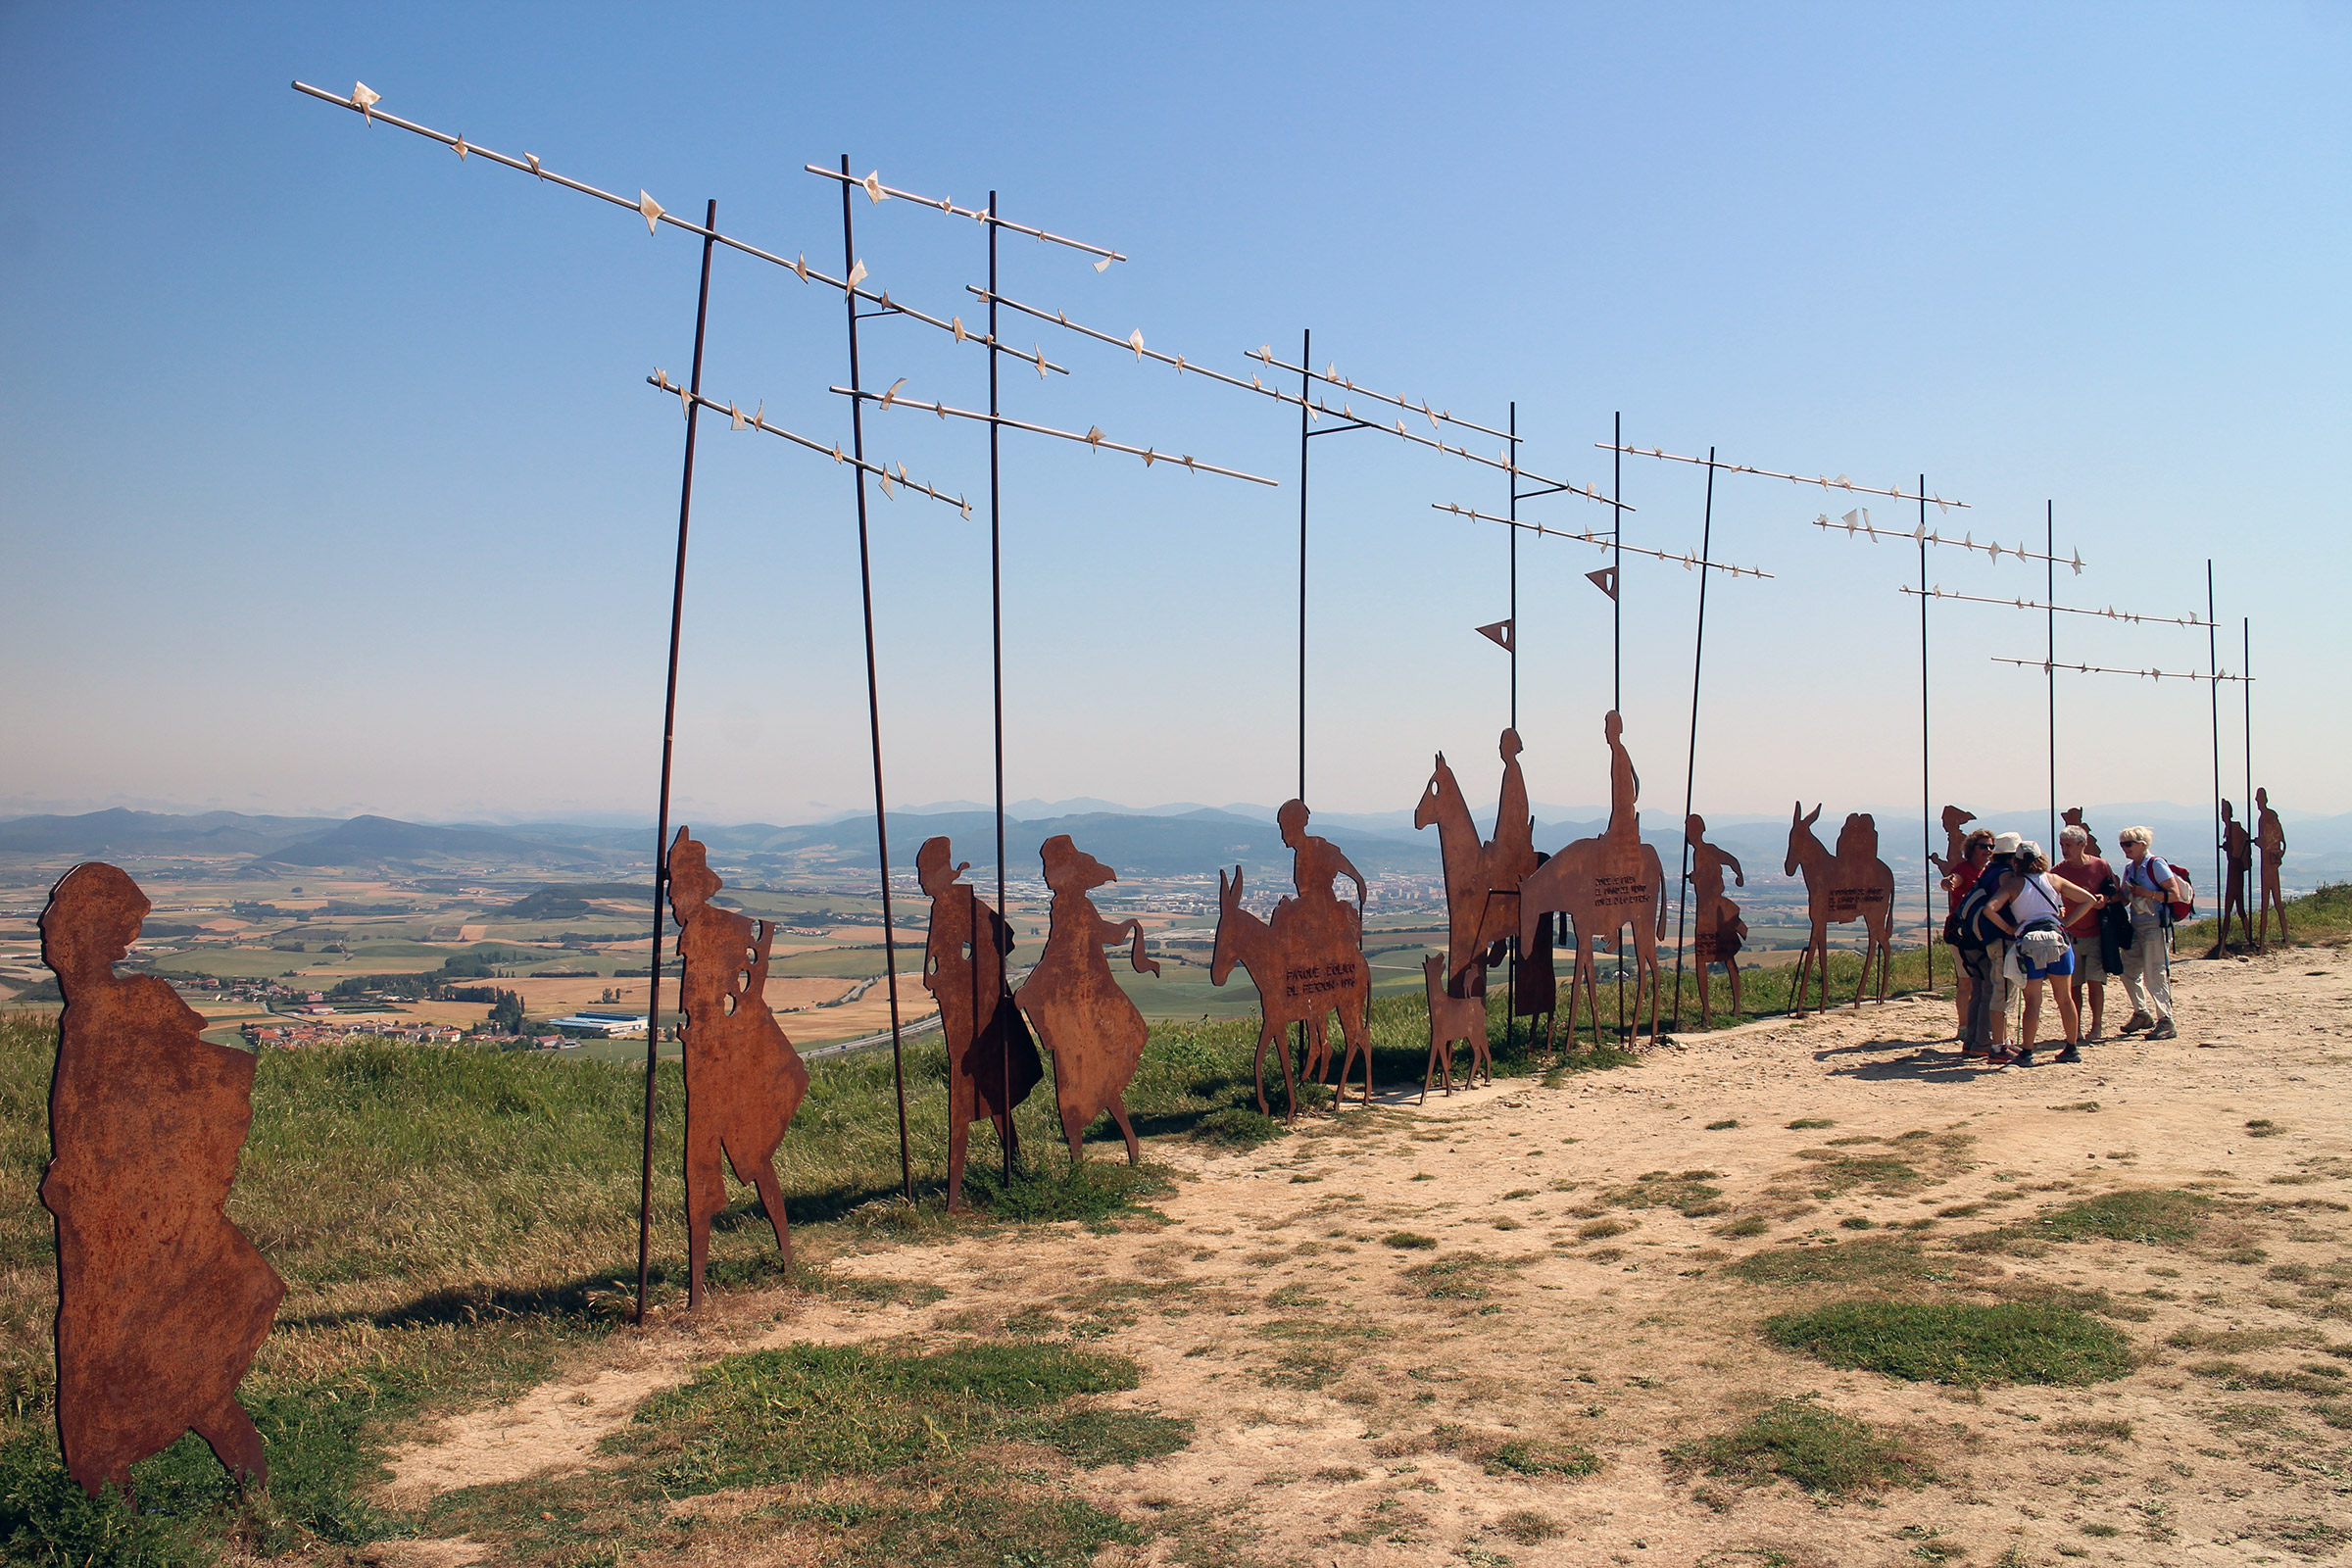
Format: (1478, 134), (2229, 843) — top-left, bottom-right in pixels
(1016, 835), (1159, 1166)
(1210, 803), (1372, 1121)
(40, 862), (285, 1498)
(1684, 813), (1749, 1027)
(1516, 712), (1666, 1051)
(668, 829), (808, 1309)
(1782, 803), (1895, 1014)
(919, 837), (1042, 1210)
(2255, 788), (2288, 948)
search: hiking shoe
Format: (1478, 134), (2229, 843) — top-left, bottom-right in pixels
(2147, 1019), (2179, 1041)
(1985, 1050), (2014, 1067)
(2010, 1049), (2037, 1068)
(2120, 1011), (2155, 1034)
(2055, 1045), (2082, 1063)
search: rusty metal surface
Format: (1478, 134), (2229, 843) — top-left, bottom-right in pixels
(919, 837), (1042, 1209)
(1016, 836), (1159, 1165)
(2218, 800), (2256, 952)
(2060, 807), (2103, 858)
(1518, 713), (1666, 1049)
(667, 831), (808, 1309)
(1414, 729), (1539, 995)
(1211, 801), (1372, 1121)
(1420, 954), (1491, 1100)
(1684, 814), (1749, 1028)
(1781, 804), (1896, 1014)
(2255, 788), (2288, 947)
(1929, 805), (1979, 878)
(40, 862), (285, 1498)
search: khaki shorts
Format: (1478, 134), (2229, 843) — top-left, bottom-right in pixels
(2071, 936), (2108, 984)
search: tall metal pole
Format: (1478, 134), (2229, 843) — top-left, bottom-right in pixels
(1504, 404), (1517, 1060)
(2046, 501), (2056, 851)
(1669, 447), (1717, 1031)
(1919, 476), (1932, 994)
(988, 194), (1011, 1186)
(2242, 618), (2252, 817)
(1298, 328), (1311, 801)
(839, 158), (912, 1202)
(635, 198), (716, 1328)
(2207, 561), (2223, 927)
(1612, 413), (1624, 1040)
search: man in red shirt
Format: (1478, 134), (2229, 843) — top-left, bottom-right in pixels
(1940, 829), (1993, 1044)
(2055, 825), (2118, 1040)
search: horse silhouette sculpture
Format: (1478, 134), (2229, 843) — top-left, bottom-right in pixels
(1520, 834), (1666, 1050)
(1421, 953), (1493, 1099)
(1782, 803), (1896, 1014)
(1414, 729), (1539, 993)
(1211, 865), (1372, 1121)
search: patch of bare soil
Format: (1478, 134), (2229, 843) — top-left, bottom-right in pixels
(386, 946), (2352, 1566)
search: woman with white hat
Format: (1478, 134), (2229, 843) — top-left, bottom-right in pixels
(1983, 839), (2096, 1066)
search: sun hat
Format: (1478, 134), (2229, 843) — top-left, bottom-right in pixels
(1992, 831), (2023, 855)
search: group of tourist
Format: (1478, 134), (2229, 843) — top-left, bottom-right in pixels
(1941, 823), (2187, 1067)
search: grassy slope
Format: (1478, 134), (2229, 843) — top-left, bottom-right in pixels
(0, 988), (1628, 1565)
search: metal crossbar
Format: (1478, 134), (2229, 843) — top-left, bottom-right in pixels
(1816, 511), (2081, 569)
(828, 385), (1279, 486)
(647, 372), (974, 514)
(1598, 441), (1969, 510)
(290, 80), (1065, 372)
(1992, 656), (2249, 683)
(1900, 585), (2209, 629)
(803, 165), (1123, 263)
(1431, 505), (1772, 577)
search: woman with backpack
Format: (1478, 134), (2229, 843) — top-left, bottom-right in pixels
(1983, 840), (2096, 1067)
(1940, 828), (1995, 1043)
(2117, 825), (2184, 1041)
(1953, 834), (2020, 1060)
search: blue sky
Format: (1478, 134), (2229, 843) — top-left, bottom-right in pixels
(2, 3), (2345, 828)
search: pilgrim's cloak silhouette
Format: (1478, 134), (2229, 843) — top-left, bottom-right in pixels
(667, 829), (808, 1309)
(919, 837), (1042, 1209)
(2218, 800), (2255, 954)
(1782, 804), (1896, 1014)
(1017, 835), (1159, 1166)
(40, 862), (285, 1498)
(2255, 788), (2289, 948)
(1685, 813), (1749, 1027)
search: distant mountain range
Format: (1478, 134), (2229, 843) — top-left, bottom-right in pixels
(5, 802), (2344, 887)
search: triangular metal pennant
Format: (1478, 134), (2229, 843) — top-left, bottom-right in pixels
(1586, 566), (1618, 602)
(1474, 618), (1514, 652)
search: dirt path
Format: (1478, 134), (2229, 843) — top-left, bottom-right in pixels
(384, 945), (2352, 1566)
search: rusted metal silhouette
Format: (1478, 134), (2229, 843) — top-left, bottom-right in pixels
(1782, 804), (1896, 1014)
(2255, 787), (2288, 948)
(667, 830), (808, 1309)
(1017, 835), (1159, 1167)
(1415, 729), (1540, 993)
(39, 862), (285, 1499)
(1518, 712), (1667, 1050)
(1421, 953), (1492, 1099)
(1684, 813), (1749, 1027)
(1928, 805), (1978, 877)
(919, 837), (1042, 1210)
(2061, 807), (2103, 857)
(2217, 799), (2255, 954)
(1210, 846), (1372, 1122)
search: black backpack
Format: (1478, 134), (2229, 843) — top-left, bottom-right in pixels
(1954, 875), (2005, 952)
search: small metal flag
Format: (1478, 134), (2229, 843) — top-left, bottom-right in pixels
(1586, 567), (1618, 602)
(638, 191), (663, 235)
(1475, 618), (1514, 652)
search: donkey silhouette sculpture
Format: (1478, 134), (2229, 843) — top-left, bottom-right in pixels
(1211, 864), (1372, 1121)
(1783, 803), (1896, 1015)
